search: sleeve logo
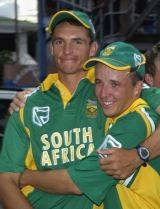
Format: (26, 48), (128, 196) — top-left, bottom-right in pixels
(98, 134), (122, 158)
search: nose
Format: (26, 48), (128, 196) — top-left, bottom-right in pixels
(63, 42), (73, 55)
(99, 84), (111, 99)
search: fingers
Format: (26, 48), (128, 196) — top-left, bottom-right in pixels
(100, 161), (131, 180)
(8, 100), (21, 114)
(8, 89), (32, 114)
(97, 148), (119, 162)
(100, 163), (125, 179)
(98, 148), (138, 179)
(97, 147), (118, 156)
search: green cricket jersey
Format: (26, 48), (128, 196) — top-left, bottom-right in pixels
(0, 68), (160, 209)
(142, 83), (160, 111)
(68, 98), (160, 209)
(0, 69), (107, 209)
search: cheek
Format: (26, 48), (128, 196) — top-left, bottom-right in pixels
(95, 85), (101, 99)
(79, 46), (91, 57)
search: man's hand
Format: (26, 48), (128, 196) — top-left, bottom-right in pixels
(98, 148), (142, 179)
(9, 89), (32, 114)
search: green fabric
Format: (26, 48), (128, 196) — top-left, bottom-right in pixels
(0, 75), (106, 209)
(104, 187), (122, 209)
(141, 85), (160, 111)
(68, 101), (159, 208)
(47, 10), (96, 40)
(0, 74), (160, 208)
(0, 112), (29, 172)
(84, 41), (145, 78)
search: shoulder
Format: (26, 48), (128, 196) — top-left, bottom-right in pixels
(4, 110), (27, 137)
(25, 87), (41, 101)
(116, 107), (157, 133)
(108, 108), (158, 148)
(141, 84), (160, 111)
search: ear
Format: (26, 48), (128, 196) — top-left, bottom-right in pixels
(144, 73), (154, 86)
(89, 41), (99, 57)
(134, 81), (143, 96)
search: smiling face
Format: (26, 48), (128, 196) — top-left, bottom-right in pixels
(50, 22), (97, 76)
(95, 63), (142, 117)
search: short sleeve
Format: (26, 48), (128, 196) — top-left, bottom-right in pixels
(141, 86), (160, 111)
(0, 112), (30, 173)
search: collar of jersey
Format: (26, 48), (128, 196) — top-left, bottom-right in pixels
(40, 68), (95, 92)
(106, 98), (149, 125)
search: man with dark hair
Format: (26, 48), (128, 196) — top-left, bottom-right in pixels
(0, 10), (103, 209)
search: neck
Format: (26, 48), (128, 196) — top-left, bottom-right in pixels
(58, 71), (87, 93)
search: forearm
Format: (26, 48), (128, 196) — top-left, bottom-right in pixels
(99, 125), (160, 179)
(141, 124), (160, 160)
(0, 173), (33, 209)
(20, 169), (81, 195)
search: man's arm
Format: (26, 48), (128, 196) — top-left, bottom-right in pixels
(20, 154), (116, 206)
(0, 112), (33, 208)
(0, 173), (33, 209)
(20, 169), (82, 195)
(98, 124), (160, 179)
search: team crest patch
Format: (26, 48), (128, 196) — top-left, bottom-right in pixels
(32, 106), (50, 127)
(86, 99), (97, 118)
(102, 46), (116, 56)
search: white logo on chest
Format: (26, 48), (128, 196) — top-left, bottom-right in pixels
(32, 106), (50, 127)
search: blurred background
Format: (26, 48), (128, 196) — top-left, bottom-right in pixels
(0, 0), (160, 142)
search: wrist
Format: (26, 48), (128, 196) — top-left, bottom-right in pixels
(131, 149), (142, 168)
(135, 145), (150, 167)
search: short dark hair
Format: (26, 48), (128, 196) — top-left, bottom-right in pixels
(129, 70), (144, 86)
(145, 42), (160, 77)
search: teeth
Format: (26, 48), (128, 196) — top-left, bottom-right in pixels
(104, 101), (113, 105)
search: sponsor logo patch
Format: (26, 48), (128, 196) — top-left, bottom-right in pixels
(32, 106), (50, 127)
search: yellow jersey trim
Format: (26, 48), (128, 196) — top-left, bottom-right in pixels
(40, 69), (95, 108)
(19, 108), (37, 197)
(105, 98), (149, 132)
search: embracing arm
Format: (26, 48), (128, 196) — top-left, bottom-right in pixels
(9, 89), (33, 114)
(98, 124), (160, 179)
(141, 124), (160, 159)
(20, 169), (81, 195)
(0, 173), (33, 209)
